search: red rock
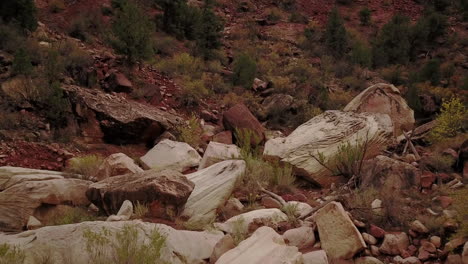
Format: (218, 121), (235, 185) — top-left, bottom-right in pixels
(421, 171), (436, 188)
(369, 224), (386, 238)
(261, 197), (282, 209)
(201, 110), (218, 122)
(408, 245), (418, 256)
(223, 104), (265, 145)
(437, 196), (453, 209)
(421, 241), (437, 253)
(418, 249), (431, 261)
(438, 173), (454, 183)
(107, 72), (133, 93)
(212, 131), (233, 145)
(291, 193), (307, 202)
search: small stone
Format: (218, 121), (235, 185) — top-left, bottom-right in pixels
(282, 226), (316, 249)
(354, 219), (366, 228)
(27, 216), (42, 230)
(437, 196), (453, 209)
(462, 242), (468, 264)
(223, 198), (244, 219)
(362, 233), (378, 245)
(430, 236), (441, 248)
(410, 220), (429, 234)
(402, 256), (422, 264)
(417, 249), (430, 261)
(443, 209), (458, 218)
(371, 199), (383, 214)
(261, 197), (282, 209)
(370, 224), (386, 238)
(371, 245), (380, 256)
(421, 241), (436, 253)
(355, 256), (383, 264)
(380, 232), (410, 256)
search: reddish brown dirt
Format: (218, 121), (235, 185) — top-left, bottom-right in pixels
(0, 141), (67, 170)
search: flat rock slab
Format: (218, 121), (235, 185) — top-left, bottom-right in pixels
(181, 160), (245, 225)
(312, 202), (366, 260)
(199, 142), (241, 170)
(86, 169), (194, 217)
(0, 166), (71, 190)
(215, 208), (288, 235)
(264, 110), (393, 187)
(0, 220), (223, 264)
(216, 226), (303, 264)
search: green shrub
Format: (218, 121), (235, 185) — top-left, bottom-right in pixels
(420, 153), (455, 172)
(325, 8), (348, 57)
(48, 206), (97, 226)
(176, 115), (203, 148)
(68, 10), (104, 42)
(194, 5), (224, 60)
(110, 0), (154, 62)
(428, 97), (468, 142)
(0, 0), (37, 31)
(155, 0), (200, 40)
(359, 8), (371, 25)
(419, 59), (441, 85)
(405, 84), (422, 113)
(281, 203), (300, 226)
(179, 78), (210, 106)
(44, 49), (64, 84)
(0, 23), (25, 53)
(133, 202), (149, 219)
(351, 41), (372, 67)
(12, 47), (33, 76)
(156, 53), (204, 78)
(49, 0), (65, 13)
(153, 36), (179, 56)
(40, 82), (70, 128)
(83, 224), (167, 264)
(0, 244), (25, 264)
(231, 217), (247, 245)
(67, 155), (104, 180)
(267, 8), (282, 23)
(451, 188), (468, 239)
(380, 65), (405, 86)
(289, 12), (308, 24)
(232, 53), (256, 89)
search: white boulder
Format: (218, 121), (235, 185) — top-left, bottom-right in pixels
(199, 142), (241, 170)
(140, 139), (201, 172)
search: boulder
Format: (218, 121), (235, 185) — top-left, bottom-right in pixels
(303, 250), (328, 264)
(410, 220), (429, 234)
(63, 84), (181, 145)
(264, 111), (393, 186)
(282, 226), (316, 249)
(213, 131), (233, 145)
(0, 220), (223, 264)
(355, 257), (384, 264)
(0, 166), (67, 191)
(312, 202), (366, 260)
(106, 200), (133, 221)
(259, 94), (294, 119)
(106, 72), (133, 93)
(181, 160), (245, 225)
(215, 209), (288, 235)
(93, 153), (143, 181)
(379, 232), (410, 255)
(140, 139), (201, 171)
(344, 83), (415, 136)
(0, 169), (91, 231)
(86, 169), (194, 218)
(199, 142), (241, 170)
(216, 226), (303, 264)
(222, 198), (244, 219)
(223, 104), (266, 145)
(210, 234), (236, 264)
(360, 155), (421, 192)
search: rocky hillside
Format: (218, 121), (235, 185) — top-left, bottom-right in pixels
(0, 0), (467, 263)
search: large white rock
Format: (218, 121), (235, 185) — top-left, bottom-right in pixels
(181, 160), (246, 225)
(263, 111), (393, 186)
(216, 226), (303, 264)
(283, 226), (316, 249)
(344, 83), (415, 136)
(215, 209), (288, 235)
(303, 250), (329, 264)
(199, 142), (241, 170)
(0, 166), (69, 190)
(140, 139), (201, 172)
(312, 202), (366, 260)
(0, 220), (223, 264)
(0, 167), (92, 231)
(94, 153), (143, 181)
(106, 200), (133, 221)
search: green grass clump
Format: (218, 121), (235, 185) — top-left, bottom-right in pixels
(48, 206), (97, 226)
(67, 155), (103, 180)
(0, 244), (25, 264)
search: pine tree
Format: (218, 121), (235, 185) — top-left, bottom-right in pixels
(232, 53), (256, 89)
(12, 48), (33, 76)
(325, 8), (348, 57)
(194, 5), (224, 59)
(0, 0), (37, 31)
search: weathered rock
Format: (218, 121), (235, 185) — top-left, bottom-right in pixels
(401, 256), (421, 264)
(287, 201), (313, 218)
(462, 242), (468, 264)
(259, 94), (294, 119)
(379, 232), (410, 255)
(369, 225), (386, 238)
(410, 220), (429, 234)
(0, 220), (223, 264)
(344, 83), (415, 136)
(253, 78), (268, 91)
(420, 241), (436, 253)
(362, 233), (378, 245)
(106, 72), (133, 93)
(63, 84), (181, 145)
(0, 168), (91, 231)
(27, 216), (42, 230)
(371, 199), (383, 214)
(282, 226), (315, 249)
(0, 166), (68, 191)
(199, 142), (241, 170)
(420, 171), (436, 189)
(223, 104), (266, 145)
(212, 131), (233, 145)
(106, 200), (133, 221)
(94, 153), (143, 181)
(210, 234), (236, 264)
(264, 111), (393, 186)
(216, 226), (303, 264)
(222, 198), (244, 219)
(262, 196), (283, 209)
(360, 155), (421, 192)
(215, 209), (288, 235)
(446, 254), (463, 264)
(303, 250), (329, 264)
(355, 256), (384, 264)
(86, 169), (194, 218)
(181, 160), (245, 225)
(140, 139), (201, 171)
(312, 202), (366, 260)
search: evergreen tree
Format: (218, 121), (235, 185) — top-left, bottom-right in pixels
(420, 59), (441, 85)
(372, 15), (411, 67)
(12, 47), (33, 76)
(0, 0), (37, 31)
(111, 0), (154, 62)
(232, 53), (256, 89)
(406, 84), (422, 113)
(325, 8), (348, 57)
(195, 5), (224, 59)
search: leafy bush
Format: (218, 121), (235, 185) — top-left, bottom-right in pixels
(176, 115), (203, 148)
(232, 53), (257, 89)
(281, 203), (300, 226)
(267, 8), (282, 23)
(110, 0), (154, 62)
(153, 36), (179, 56)
(0, 23), (25, 53)
(289, 12), (309, 24)
(0, 0), (37, 31)
(40, 82), (71, 127)
(179, 78), (210, 106)
(419, 59), (441, 85)
(83, 224), (167, 264)
(410, 11), (447, 56)
(67, 155), (104, 180)
(12, 47), (33, 76)
(68, 11), (105, 42)
(359, 8), (371, 25)
(325, 8), (348, 57)
(0, 244), (25, 264)
(405, 84), (422, 113)
(420, 153), (455, 172)
(380, 65), (406, 86)
(156, 53), (204, 78)
(428, 97), (467, 142)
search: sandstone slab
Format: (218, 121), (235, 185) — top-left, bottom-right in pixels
(140, 139), (201, 171)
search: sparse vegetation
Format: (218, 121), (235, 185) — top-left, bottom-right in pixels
(0, 244), (25, 264)
(451, 188), (468, 239)
(67, 155), (104, 180)
(325, 8), (348, 57)
(0, 0), (37, 31)
(428, 97), (467, 142)
(232, 53), (257, 89)
(359, 8), (371, 26)
(176, 115), (203, 148)
(281, 203), (300, 226)
(231, 217), (247, 245)
(47, 206), (98, 226)
(133, 202), (149, 219)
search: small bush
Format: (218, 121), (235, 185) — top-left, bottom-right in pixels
(359, 8), (371, 25)
(179, 78), (210, 106)
(451, 188), (468, 239)
(48, 206), (97, 226)
(12, 47), (33, 76)
(326, 90), (353, 110)
(232, 53), (257, 89)
(281, 203), (300, 226)
(380, 65), (406, 86)
(40, 82), (71, 128)
(325, 8), (348, 57)
(266, 8), (282, 23)
(289, 12), (308, 24)
(419, 59), (441, 86)
(420, 153), (455, 172)
(153, 36), (179, 56)
(156, 53), (203, 78)
(0, 0), (38, 31)
(0, 244), (25, 264)
(351, 41), (372, 68)
(133, 202), (149, 219)
(428, 97), (467, 142)
(231, 217), (247, 245)
(67, 155), (104, 180)
(176, 115), (203, 148)
(83, 224), (167, 264)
